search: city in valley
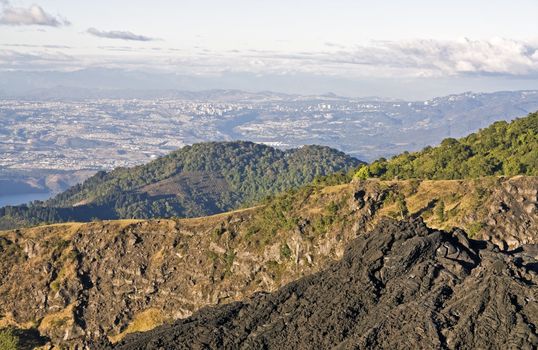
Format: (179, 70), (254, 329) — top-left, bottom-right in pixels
(1, 90), (538, 196)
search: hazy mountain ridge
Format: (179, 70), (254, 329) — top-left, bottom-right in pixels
(2, 90), (537, 177)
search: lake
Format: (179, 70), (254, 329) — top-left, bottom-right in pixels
(0, 192), (53, 207)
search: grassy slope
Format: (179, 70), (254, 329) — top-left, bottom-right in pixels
(1, 176), (536, 345)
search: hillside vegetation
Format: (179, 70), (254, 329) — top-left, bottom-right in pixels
(0, 142), (361, 229)
(2, 112), (536, 231)
(1, 176), (536, 348)
(355, 112), (538, 179)
(0, 112), (537, 348)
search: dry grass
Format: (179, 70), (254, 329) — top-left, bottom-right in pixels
(404, 180), (466, 213)
(319, 184), (351, 195)
(176, 206), (260, 228)
(0, 314), (36, 330)
(0, 219), (148, 241)
(109, 308), (168, 343)
(374, 179), (495, 232)
(305, 207), (323, 215)
(38, 304), (74, 333)
(150, 248), (165, 266)
(0, 222), (83, 241)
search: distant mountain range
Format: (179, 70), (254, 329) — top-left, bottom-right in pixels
(1, 89), (537, 196)
(3, 90), (538, 162)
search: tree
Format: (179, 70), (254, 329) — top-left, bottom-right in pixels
(369, 160), (387, 177)
(353, 112), (537, 181)
(354, 165), (371, 180)
(503, 158), (525, 176)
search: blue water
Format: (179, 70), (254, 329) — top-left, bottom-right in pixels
(0, 192), (52, 207)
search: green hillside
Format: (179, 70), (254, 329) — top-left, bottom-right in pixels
(355, 112), (538, 180)
(0, 142), (362, 229)
(2, 112), (536, 230)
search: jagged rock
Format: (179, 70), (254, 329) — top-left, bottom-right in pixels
(24, 240), (37, 258)
(481, 177), (538, 248)
(1, 177), (537, 348)
(352, 190), (366, 209)
(111, 219), (538, 350)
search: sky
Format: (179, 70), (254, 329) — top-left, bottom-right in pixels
(1, 0), (538, 99)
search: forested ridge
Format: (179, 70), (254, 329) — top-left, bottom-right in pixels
(1, 112), (536, 230)
(0, 142), (361, 228)
(355, 112), (538, 180)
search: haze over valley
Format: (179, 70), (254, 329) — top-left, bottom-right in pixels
(2, 89), (537, 200)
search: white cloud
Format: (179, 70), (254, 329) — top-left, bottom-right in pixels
(232, 38), (538, 78)
(87, 27), (157, 42)
(0, 2), (70, 27)
(375, 38), (538, 76)
(1, 38), (537, 81)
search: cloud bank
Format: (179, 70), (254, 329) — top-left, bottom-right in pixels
(87, 27), (157, 42)
(1, 38), (537, 80)
(342, 38), (538, 77)
(224, 38), (538, 78)
(0, 2), (69, 26)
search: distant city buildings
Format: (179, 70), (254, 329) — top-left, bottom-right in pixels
(1, 91), (536, 175)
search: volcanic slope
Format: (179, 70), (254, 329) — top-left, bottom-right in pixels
(110, 219), (538, 350)
(0, 176), (536, 348)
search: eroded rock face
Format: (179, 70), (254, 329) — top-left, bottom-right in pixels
(111, 219), (538, 350)
(1, 178), (536, 348)
(481, 176), (538, 248)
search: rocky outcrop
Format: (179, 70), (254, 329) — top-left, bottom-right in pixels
(0, 177), (536, 348)
(368, 177), (538, 247)
(481, 176), (538, 248)
(110, 219), (538, 350)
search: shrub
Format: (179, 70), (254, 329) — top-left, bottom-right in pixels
(396, 194), (409, 220)
(467, 222), (485, 237)
(435, 200), (445, 222)
(354, 165), (371, 180)
(280, 243), (292, 260)
(0, 328), (19, 350)
(50, 280), (60, 292)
